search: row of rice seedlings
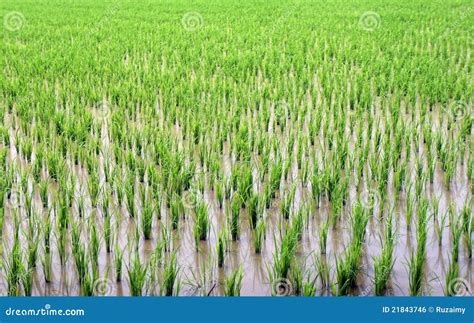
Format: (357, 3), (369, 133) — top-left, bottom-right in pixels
(373, 211), (396, 296)
(408, 198), (429, 296)
(267, 220), (301, 295)
(334, 200), (369, 296)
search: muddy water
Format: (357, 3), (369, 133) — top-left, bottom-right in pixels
(0, 104), (472, 296)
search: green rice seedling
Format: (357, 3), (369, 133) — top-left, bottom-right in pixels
(319, 219), (329, 254)
(5, 240), (23, 296)
(170, 193), (182, 230)
(88, 172), (101, 208)
(42, 212), (52, 254)
(444, 257), (459, 296)
(229, 194), (241, 241)
(125, 183), (136, 218)
(162, 252), (180, 296)
(263, 183), (272, 209)
(27, 234), (39, 269)
(89, 221), (101, 272)
(161, 222), (172, 253)
(132, 223), (140, 253)
(150, 241), (164, 270)
(224, 177), (232, 200)
(300, 159), (309, 186)
(70, 220), (82, 257)
(128, 252), (148, 296)
(450, 218), (462, 263)
(407, 250), (425, 296)
(335, 244), (362, 296)
(104, 212), (113, 253)
(466, 221), (473, 259)
(431, 195), (440, 222)
(215, 180), (224, 209)
(311, 170), (322, 208)
(224, 266), (244, 296)
(73, 242), (88, 287)
(38, 179), (49, 208)
(138, 184), (147, 210)
(373, 242), (395, 296)
(290, 262), (303, 296)
(351, 201), (369, 245)
(42, 250), (52, 283)
(246, 192), (259, 230)
(81, 271), (95, 296)
(237, 165), (253, 201)
(461, 201), (472, 234)
(302, 274), (318, 296)
(315, 255), (330, 291)
(435, 212), (448, 247)
(55, 227), (67, 266)
(77, 190), (87, 218)
(56, 197), (70, 230)
(101, 188), (111, 218)
(269, 160), (282, 197)
(142, 202), (153, 239)
(269, 229), (298, 282)
(280, 184), (296, 220)
(216, 229), (228, 268)
(21, 266), (33, 296)
(283, 156), (292, 180)
(115, 178), (125, 208)
(114, 244), (124, 282)
(291, 208), (304, 241)
(253, 218), (265, 254)
(406, 188), (415, 228)
(0, 207), (3, 240)
(193, 199), (210, 247)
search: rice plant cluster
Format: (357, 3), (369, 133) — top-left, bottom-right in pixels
(0, 0), (472, 296)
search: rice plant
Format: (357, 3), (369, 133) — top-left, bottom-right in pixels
(193, 199), (210, 247)
(161, 252), (180, 296)
(373, 212), (395, 296)
(224, 266), (244, 296)
(128, 253), (148, 296)
(114, 244), (124, 282)
(216, 229), (228, 268)
(319, 219), (329, 254)
(252, 218), (265, 254)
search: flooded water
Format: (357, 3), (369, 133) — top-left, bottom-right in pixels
(0, 102), (472, 296)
